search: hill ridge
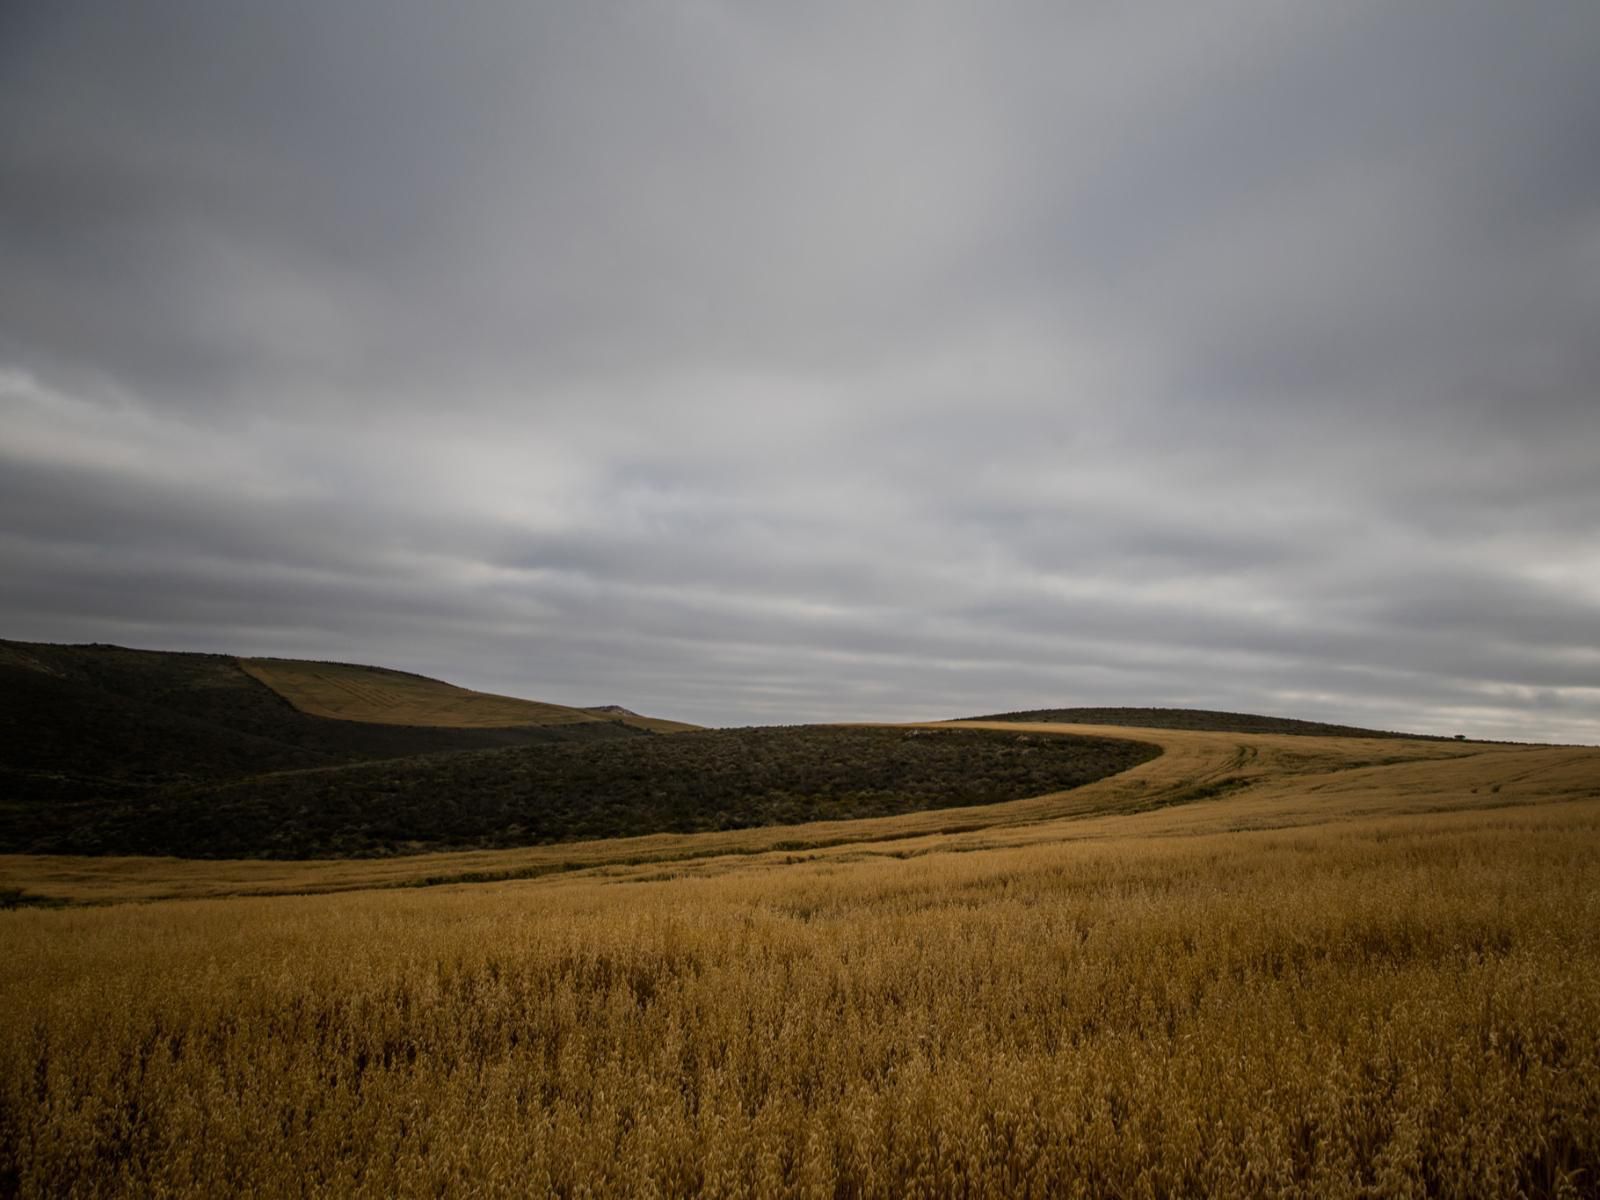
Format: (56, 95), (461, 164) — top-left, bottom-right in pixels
(238, 655), (700, 734)
(965, 705), (1464, 741)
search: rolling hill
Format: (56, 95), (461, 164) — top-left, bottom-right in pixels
(0, 640), (699, 841)
(239, 657), (697, 733)
(581, 704), (702, 734)
(2, 639), (1157, 860)
(967, 705), (1464, 740)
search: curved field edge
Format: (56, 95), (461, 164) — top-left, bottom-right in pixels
(5, 723), (1595, 906)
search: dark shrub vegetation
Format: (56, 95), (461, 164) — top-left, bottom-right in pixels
(3, 725), (1157, 859)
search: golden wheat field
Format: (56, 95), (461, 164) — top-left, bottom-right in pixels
(3, 723), (1599, 1196)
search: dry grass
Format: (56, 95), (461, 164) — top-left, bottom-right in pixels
(3, 801), (1597, 1196)
(2, 723), (1597, 1196)
(240, 658), (696, 733)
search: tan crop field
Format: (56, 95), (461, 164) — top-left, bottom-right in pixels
(239, 658), (696, 733)
(3, 722), (1598, 1195)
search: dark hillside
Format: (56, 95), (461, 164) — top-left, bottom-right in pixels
(0, 640), (642, 817)
(4, 725), (1160, 859)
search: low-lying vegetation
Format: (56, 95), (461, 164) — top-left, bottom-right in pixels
(3, 727), (1158, 859)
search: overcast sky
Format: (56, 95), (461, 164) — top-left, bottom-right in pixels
(3, 2), (1598, 740)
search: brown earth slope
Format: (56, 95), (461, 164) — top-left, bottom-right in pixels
(241, 657), (697, 734)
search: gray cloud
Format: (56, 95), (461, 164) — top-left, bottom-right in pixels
(2, 1), (1598, 742)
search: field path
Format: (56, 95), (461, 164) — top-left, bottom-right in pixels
(937, 721), (1598, 834)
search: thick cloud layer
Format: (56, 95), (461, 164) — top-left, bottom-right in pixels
(3, 1), (1597, 739)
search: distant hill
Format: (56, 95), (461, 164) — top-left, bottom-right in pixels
(240, 658), (697, 734)
(582, 704), (702, 734)
(0, 640), (699, 846)
(964, 706), (1456, 741)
